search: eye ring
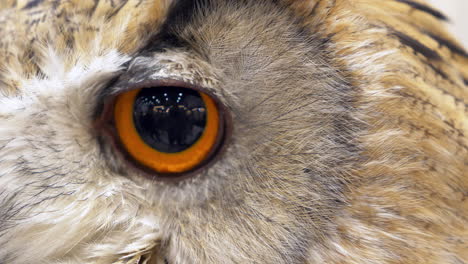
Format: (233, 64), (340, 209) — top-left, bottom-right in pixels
(95, 80), (230, 180)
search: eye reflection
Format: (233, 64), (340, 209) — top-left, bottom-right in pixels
(133, 87), (207, 153)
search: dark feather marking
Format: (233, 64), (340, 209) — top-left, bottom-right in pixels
(143, 0), (203, 52)
(22, 0), (45, 9)
(106, 0), (130, 19)
(390, 29), (463, 95)
(88, 0), (100, 18)
(403, 119), (468, 151)
(395, 0), (448, 21)
(399, 90), (468, 124)
(393, 30), (442, 61)
(425, 31), (468, 58)
(427, 63), (449, 80)
(308, 0), (322, 18)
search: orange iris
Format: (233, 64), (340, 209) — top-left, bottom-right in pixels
(113, 88), (220, 174)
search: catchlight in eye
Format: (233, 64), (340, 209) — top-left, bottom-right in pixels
(113, 86), (224, 174)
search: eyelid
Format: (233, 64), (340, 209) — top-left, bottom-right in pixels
(110, 78), (221, 98)
(108, 51), (223, 99)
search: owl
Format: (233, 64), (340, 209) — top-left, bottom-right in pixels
(0, 0), (466, 263)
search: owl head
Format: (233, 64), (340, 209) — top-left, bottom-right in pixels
(0, 0), (466, 263)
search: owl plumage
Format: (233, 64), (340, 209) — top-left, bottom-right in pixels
(0, 0), (466, 263)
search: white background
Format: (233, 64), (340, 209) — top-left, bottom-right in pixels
(428, 0), (468, 48)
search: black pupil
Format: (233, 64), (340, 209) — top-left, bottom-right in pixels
(133, 87), (207, 153)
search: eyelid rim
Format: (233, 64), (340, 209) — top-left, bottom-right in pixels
(94, 79), (233, 182)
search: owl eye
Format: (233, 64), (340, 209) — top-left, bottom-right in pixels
(112, 85), (224, 175)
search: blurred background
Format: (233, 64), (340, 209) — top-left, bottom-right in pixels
(428, 0), (468, 48)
